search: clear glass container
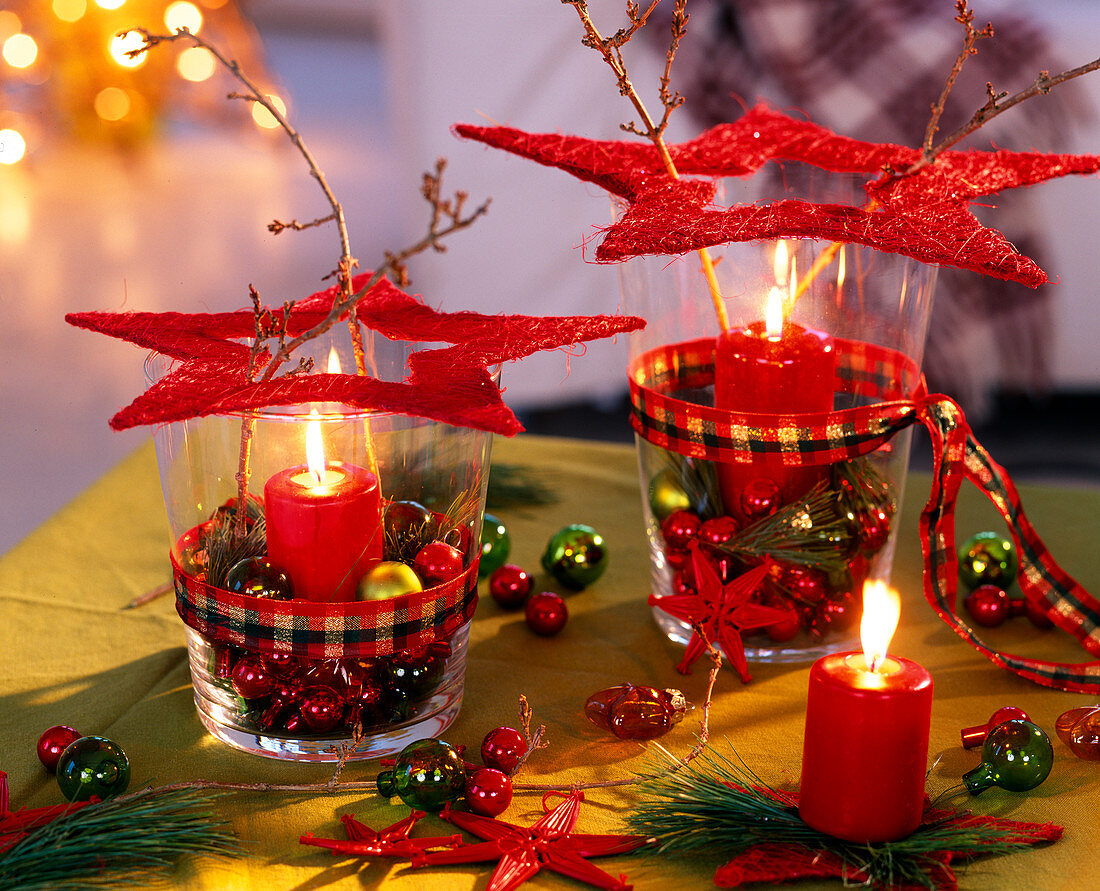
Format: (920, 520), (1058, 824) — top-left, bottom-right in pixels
(619, 170), (938, 664)
(148, 336), (495, 760)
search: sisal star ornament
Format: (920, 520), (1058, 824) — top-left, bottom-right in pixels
(299, 809), (461, 859)
(408, 789), (653, 891)
(648, 548), (783, 682)
(66, 272), (644, 436)
(456, 104), (1100, 286)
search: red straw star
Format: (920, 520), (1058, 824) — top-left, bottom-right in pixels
(66, 272), (644, 435)
(648, 549), (784, 682)
(409, 790), (653, 891)
(299, 809), (462, 858)
(457, 104), (1100, 286)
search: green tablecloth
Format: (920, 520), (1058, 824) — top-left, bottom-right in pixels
(1, 434), (1097, 890)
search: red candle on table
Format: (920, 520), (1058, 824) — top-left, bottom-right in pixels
(264, 417), (382, 602)
(714, 285), (836, 520)
(799, 581), (933, 842)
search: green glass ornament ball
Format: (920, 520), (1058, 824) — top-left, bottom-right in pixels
(541, 523), (608, 590)
(478, 514), (511, 578)
(958, 531), (1018, 590)
(375, 738), (466, 810)
(963, 719), (1054, 794)
(56, 736), (131, 801)
(648, 469), (692, 523)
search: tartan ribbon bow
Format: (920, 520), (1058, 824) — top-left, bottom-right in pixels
(629, 338), (1100, 692)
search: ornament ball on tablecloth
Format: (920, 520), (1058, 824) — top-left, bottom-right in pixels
(478, 514), (511, 578)
(963, 719), (1054, 794)
(488, 564), (533, 609)
(525, 591), (568, 636)
(541, 524), (608, 590)
(36, 725), (82, 772)
(960, 706), (1031, 749)
(376, 739), (467, 810)
(465, 767), (513, 816)
(56, 736), (131, 801)
(958, 531), (1018, 589)
(481, 726), (528, 775)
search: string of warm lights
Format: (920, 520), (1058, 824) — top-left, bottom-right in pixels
(0, 0), (280, 164)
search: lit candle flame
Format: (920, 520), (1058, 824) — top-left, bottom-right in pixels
(327, 347), (342, 374)
(861, 580), (901, 673)
(788, 255), (798, 307)
(305, 411), (326, 484)
(836, 245), (846, 292)
(764, 286), (784, 340)
(773, 240), (789, 287)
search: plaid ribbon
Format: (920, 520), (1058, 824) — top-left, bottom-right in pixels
(172, 551), (478, 659)
(631, 338), (1100, 692)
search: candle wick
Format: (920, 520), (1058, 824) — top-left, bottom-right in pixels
(868, 654), (882, 673)
(310, 467), (325, 486)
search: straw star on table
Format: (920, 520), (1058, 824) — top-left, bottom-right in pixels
(299, 809), (462, 859)
(648, 550), (779, 682)
(405, 790), (653, 891)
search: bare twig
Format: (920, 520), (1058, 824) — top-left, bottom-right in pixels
(123, 581), (172, 610)
(268, 214), (337, 234)
(507, 695), (550, 778)
(129, 27), (370, 376)
(564, 1), (729, 332)
(922, 0), (994, 155)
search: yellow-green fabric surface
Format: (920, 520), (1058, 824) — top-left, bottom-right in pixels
(1, 433), (1098, 890)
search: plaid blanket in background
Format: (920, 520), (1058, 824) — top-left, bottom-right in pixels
(653, 0), (1089, 417)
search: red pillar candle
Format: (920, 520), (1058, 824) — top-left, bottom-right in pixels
(713, 286), (836, 520)
(263, 419), (382, 603)
(798, 582), (933, 842)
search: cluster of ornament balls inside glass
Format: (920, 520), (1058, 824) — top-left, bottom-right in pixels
(181, 495), (471, 738)
(648, 455), (896, 678)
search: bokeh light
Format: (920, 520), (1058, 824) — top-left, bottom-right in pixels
(94, 86), (131, 121)
(0, 129), (27, 164)
(251, 94), (286, 130)
(177, 45), (214, 82)
(52, 0), (88, 22)
(3, 33), (38, 69)
(109, 30), (146, 69)
(165, 1), (203, 35)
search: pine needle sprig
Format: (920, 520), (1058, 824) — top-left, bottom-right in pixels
(717, 483), (853, 575)
(0, 788), (242, 890)
(204, 502), (267, 590)
(659, 450), (724, 519)
(486, 462), (557, 509)
(629, 745), (1056, 890)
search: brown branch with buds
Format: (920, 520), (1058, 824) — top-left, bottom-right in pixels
(564, 0), (729, 332)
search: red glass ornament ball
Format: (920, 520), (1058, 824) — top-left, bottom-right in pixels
(857, 507), (892, 554)
(481, 726), (528, 774)
(661, 509), (702, 550)
(489, 564), (534, 609)
(298, 685), (346, 733)
(413, 541), (465, 586)
(1009, 596), (1055, 629)
(230, 653), (278, 700)
(37, 725), (82, 772)
(525, 591), (568, 636)
(465, 767), (513, 816)
(740, 478), (781, 519)
(584, 684), (689, 741)
(699, 515), (738, 546)
(964, 584), (1011, 627)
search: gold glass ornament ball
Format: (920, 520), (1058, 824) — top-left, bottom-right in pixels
(356, 561), (424, 601)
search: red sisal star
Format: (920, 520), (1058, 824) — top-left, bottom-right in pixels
(409, 789), (652, 891)
(66, 272), (644, 435)
(299, 809), (462, 859)
(456, 104), (1100, 286)
(648, 549), (785, 682)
